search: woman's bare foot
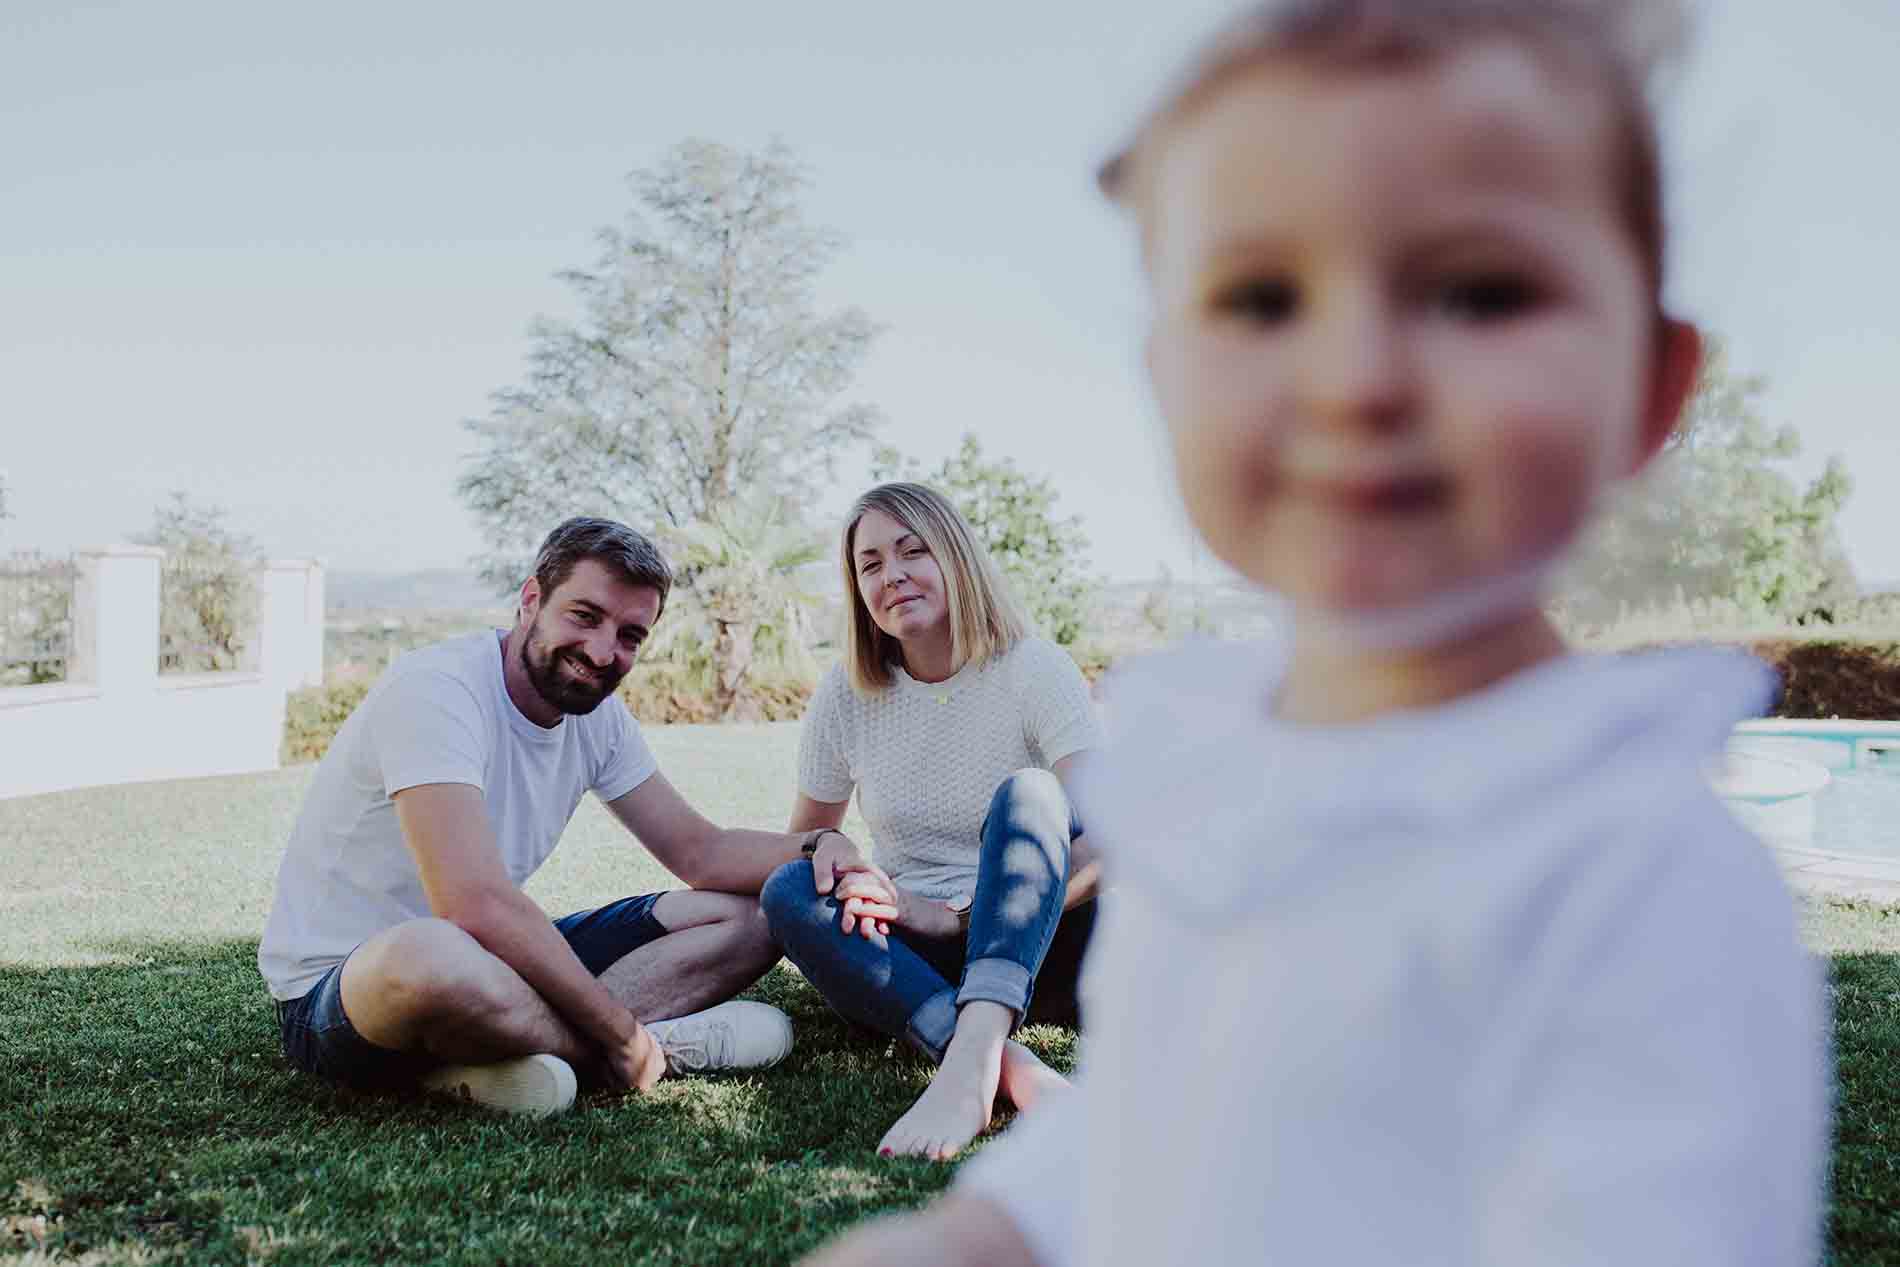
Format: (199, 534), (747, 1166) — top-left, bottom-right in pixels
(879, 1002), (1012, 1161)
(997, 1039), (1068, 1114)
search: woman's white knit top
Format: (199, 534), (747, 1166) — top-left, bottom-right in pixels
(797, 637), (1102, 901)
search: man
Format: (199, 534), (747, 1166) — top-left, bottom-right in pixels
(259, 516), (869, 1115)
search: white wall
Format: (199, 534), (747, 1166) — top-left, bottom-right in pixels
(0, 547), (325, 800)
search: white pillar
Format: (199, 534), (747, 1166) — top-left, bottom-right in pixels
(257, 558), (326, 690)
(303, 561), (327, 687)
(69, 545), (163, 691)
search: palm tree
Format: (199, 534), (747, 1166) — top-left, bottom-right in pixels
(660, 499), (825, 720)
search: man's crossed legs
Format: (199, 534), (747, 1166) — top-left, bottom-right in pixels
(276, 890), (789, 1114)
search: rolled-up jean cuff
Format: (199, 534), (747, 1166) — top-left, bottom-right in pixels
(906, 989), (960, 1064)
(956, 957), (1033, 1020)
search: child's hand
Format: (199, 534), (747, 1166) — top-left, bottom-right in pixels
(799, 1194), (1039, 1267)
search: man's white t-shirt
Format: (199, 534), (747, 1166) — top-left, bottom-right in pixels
(258, 630), (659, 1001)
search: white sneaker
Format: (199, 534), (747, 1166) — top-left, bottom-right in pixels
(421, 1053), (577, 1117)
(644, 1000), (794, 1076)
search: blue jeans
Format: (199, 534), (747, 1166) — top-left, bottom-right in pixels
(761, 768), (1095, 1064)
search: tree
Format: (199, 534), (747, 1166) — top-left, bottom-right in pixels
(0, 470), (71, 687)
(872, 434), (1098, 647)
(651, 498), (826, 720)
(1563, 340), (1855, 624)
(136, 492), (263, 673)
(458, 138), (883, 594)
(1139, 563), (1176, 640)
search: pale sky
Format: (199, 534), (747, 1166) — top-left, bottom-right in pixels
(4, 0), (1897, 586)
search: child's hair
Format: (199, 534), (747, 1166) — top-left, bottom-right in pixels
(1099, 0), (1688, 307)
(840, 482), (1028, 694)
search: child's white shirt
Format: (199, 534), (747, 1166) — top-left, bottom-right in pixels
(958, 641), (1827, 1267)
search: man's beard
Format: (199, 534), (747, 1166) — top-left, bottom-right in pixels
(520, 618), (626, 716)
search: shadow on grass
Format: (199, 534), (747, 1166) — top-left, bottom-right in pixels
(0, 937), (1067, 1267)
(13, 939), (1892, 1265)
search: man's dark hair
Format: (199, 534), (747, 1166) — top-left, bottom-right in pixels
(530, 517), (673, 616)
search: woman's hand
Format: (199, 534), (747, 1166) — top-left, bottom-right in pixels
(831, 870), (962, 942)
(894, 884), (961, 940)
(809, 832), (894, 937)
(809, 832), (962, 941)
(829, 864), (901, 938)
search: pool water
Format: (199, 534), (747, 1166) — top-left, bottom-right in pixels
(1723, 726), (1900, 862)
(1811, 764), (1900, 861)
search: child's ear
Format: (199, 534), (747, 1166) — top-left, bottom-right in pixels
(1631, 318), (1702, 474)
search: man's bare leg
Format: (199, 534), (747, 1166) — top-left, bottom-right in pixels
(596, 891), (781, 1021)
(341, 917), (595, 1068)
(339, 895), (781, 1080)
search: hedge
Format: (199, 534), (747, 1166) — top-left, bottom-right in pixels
(278, 639), (1900, 766)
(280, 665), (816, 765)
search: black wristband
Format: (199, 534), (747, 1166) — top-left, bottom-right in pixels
(800, 829), (832, 859)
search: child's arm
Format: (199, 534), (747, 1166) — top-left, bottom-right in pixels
(802, 1082), (1088, 1266)
(799, 1194), (1038, 1267)
(1476, 808), (1827, 1265)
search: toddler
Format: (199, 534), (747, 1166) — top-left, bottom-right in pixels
(807, 1), (1827, 1263)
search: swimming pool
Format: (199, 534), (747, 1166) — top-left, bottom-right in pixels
(1724, 722), (1900, 862)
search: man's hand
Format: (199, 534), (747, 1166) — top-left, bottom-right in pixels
(809, 830), (868, 894)
(602, 1019), (667, 1092)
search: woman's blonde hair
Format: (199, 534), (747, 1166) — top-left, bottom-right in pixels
(841, 482), (1029, 694)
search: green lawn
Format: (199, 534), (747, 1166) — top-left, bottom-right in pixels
(2, 723), (1897, 1264)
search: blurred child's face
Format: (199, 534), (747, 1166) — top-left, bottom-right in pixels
(1142, 40), (1686, 618)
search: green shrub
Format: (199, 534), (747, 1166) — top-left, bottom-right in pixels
(280, 665), (822, 765)
(617, 662), (814, 725)
(281, 678), (372, 764)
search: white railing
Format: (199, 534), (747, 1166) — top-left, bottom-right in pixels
(158, 551), (261, 675)
(0, 550), (75, 686)
(0, 546), (325, 800)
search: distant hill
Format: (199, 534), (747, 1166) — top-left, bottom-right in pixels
(1094, 576), (1284, 636)
(326, 569), (1284, 623)
(326, 569), (505, 613)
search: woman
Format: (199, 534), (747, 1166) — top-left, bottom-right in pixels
(760, 482), (1102, 1161)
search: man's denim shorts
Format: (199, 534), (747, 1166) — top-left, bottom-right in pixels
(273, 892), (669, 1091)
